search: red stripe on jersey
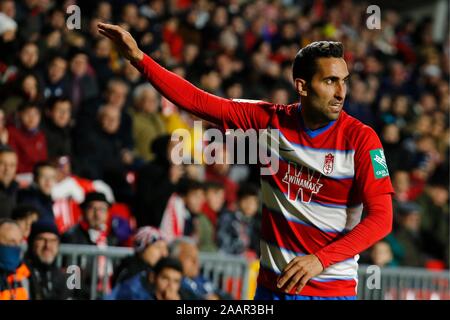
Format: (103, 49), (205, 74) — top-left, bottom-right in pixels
(257, 266), (357, 297)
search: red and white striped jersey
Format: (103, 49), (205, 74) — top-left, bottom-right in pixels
(243, 104), (394, 296)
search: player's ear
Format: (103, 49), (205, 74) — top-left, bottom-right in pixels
(294, 78), (307, 97)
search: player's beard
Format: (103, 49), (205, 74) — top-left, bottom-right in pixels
(302, 101), (341, 129)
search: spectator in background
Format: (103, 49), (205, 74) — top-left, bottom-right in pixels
(345, 77), (376, 128)
(112, 226), (168, 286)
(0, 219), (30, 300)
(67, 48), (99, 115)
(42, 55), (68, 100)
(11, 204), (39, 241)
(131, 83), (167, 161)
(134, 135), (184, 227)
(393, 202), (426, 267)
(0, 146), (18, 218)
(15, 42), (40, 76)
(380, 123), (412, 174)
(1, 73), (43, 118)
(91, 38), (115, 92)
(170, 237), (230, 300)
(25, 220), (70, 300)
(202, 182), (226, 228)
(217, 183), (261, 257)
(368, 241), (397, 268)
(18, 161), (56, 224)
(101, 78), (134, 150)
(160, 178), (212, 247)
(42, 97), (72, 159)
(7, 102), (47, 175)
(75, 105), (131, 196)
(416, 171), (449, 267)
(107, 257), (189, 300)
(62, 191), (118, 300)
(62, 191), (118, 246)
(205, 144), (238, 211)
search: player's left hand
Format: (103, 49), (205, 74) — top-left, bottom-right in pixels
(277, 254), (324, 294)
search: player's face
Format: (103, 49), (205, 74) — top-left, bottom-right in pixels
(302, 57), (350, 125)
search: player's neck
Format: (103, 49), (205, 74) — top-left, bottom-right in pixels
(300, 107), (332, 130)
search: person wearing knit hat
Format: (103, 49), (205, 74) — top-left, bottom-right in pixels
(111, 226), (168, 286)
(25, 220), (70, 300)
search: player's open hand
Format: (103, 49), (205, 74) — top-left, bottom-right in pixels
(98, 22), (143, 63)
(277, 254), (324, 294)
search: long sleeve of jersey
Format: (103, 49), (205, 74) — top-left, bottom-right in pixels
(314, 193), (393, 269)
(131, 54), (276, 130)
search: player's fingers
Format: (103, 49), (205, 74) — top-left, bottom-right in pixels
(277, 264), (301, 289)
(295, 274), (311, 294)
(98, 23), (122, 38)
(284, 269), (306, 293)
(98, 29), (111, 39)
(98, 22), (117, 30)
(277, 257), (299, 281)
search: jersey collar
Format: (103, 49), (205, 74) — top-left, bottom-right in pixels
(297, 103), (336, 138)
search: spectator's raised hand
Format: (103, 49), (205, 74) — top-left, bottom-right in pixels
(98, 22), (143, 63)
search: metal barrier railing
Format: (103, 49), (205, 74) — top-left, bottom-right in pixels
(56, 245), (450, 300)
(57, 244), (251, 300)
(57, 244), (134, 300)
(357, 265), (450, 300)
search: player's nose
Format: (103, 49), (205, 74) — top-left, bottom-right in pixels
(334, 82), (346, 101)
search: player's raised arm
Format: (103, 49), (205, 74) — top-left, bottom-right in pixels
(97, 22), (273, 130)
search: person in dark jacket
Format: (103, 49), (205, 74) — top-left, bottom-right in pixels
(42, 55), (69, 100)
(170, 237), (231, 300)
(0, 146), (19, 219)
(217, 183), (261, 257)
(74, 105), (133, 203)
(66, 48), (99, 115)
(61, 191), (118, 299)
(42, 97), (72, 159)
(393, 202), (427, 267)
(106, 257), (195, 300)
(25, 220), (70, 300)
(17, 161), (57, 224)
(112, 226), (168, 286)
(134, 134), (184, 227)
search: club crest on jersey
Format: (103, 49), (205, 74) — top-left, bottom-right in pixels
(323, 153), (335, 175)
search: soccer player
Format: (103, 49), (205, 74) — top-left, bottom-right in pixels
(98, 23), (394, 300)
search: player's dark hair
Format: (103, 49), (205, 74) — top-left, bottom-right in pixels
(292, 41), (344, 82)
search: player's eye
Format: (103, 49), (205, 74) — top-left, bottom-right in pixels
(324, 79), (333, 85)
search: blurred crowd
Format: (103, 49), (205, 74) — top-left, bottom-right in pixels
(0, 0), (448, 300)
